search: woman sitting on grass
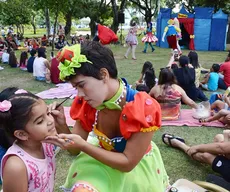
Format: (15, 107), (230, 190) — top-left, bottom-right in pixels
(172, 55), (208, 101)
(149, 68), (198, 120)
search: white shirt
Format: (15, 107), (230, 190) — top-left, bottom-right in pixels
(33, 57), (47, 77)
(2, 52), (9, 63)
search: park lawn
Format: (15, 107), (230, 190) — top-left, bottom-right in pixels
(0, 42), (228, 191)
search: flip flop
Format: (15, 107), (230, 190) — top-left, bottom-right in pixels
(199, 118), (207, 123)
(162, 133), (185, 148)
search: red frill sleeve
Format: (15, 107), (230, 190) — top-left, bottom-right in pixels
(70, 97), (96, 132)
(120, 92), (162, 140)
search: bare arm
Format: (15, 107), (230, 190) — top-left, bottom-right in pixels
(81, 131), (153, 172)
(178, 85), (198, 109)
(44, 59), (51, 70)
(201, 73), (210, 84)
(3, 156), (28, 192)
(50, 107), (89, 155)
(167, 55), (175, 68)
(46, 131), (153, 172)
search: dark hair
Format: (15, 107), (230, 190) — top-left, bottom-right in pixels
(0, 87), (19, 101)
(141, 61), (153, 74)
(144, 68), (156, 90)
(136, 84), (150, 93)
(148, 22), (152, 31)
(158, 68), (177, 97)
(0, 92), (40, 139)
(0, 87), (20, 149)
(188, 51), (200, 68)
(65, 41), (117, 81)
(19, 51), (28, 66)
(179, 55), (189, 67)
(171, 63), (178, 69)
(158, 68), (177, 86)
(37, 47), (46, 58)
(9, 51), (18, 68)
(225, 51), (230, 62)
(30, 49), (37, 56)
(212, 63), (220, 73)
(178, 55), (194, 85)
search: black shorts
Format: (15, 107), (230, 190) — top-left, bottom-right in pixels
(212, 155), (230, 182)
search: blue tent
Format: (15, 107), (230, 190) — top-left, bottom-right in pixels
(156, 5), (228, 51)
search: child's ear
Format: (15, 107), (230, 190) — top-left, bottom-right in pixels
(14, 130), (29, 141)
(100, 68), (109, 82)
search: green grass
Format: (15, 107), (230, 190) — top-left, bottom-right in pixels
(0, 42), (229, 191)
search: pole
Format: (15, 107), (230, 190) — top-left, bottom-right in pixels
(120, 22), (123, 45)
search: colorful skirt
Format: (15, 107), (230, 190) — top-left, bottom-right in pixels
(142, 33), (158, 43)
(60, 138), (169, 192)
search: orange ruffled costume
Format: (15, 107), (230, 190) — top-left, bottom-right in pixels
(61, 91), (169, 192)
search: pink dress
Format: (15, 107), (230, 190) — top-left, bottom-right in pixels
(125, 26), (138, 45)
(1, 143), (55, 192)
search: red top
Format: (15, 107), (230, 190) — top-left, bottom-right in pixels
(50, 58), (62, 84)
(220, 61), (230, 87)
(70, 92), (161, 140)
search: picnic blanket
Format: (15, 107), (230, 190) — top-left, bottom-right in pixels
(162, 109), (224, 128)
(36, 83), (77, 99)
(64, 107), (225, 128)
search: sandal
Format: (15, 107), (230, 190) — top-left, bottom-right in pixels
(199, 118), (207, 123)
(162, 133), (185, 148)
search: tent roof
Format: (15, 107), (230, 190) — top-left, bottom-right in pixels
(213, 9), (228, 19)
(194, 7), (214, 19)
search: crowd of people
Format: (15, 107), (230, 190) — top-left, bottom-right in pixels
(0, 33), (230, 191)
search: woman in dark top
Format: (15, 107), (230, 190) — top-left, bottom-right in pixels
(27, 49), (36, 73)
(173, 55), (208, 101)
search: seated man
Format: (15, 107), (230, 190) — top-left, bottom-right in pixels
(41, 34), (48, 46)
(162, 130), (230, 183)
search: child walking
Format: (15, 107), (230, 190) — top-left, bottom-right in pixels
(0, 90), (56, 192)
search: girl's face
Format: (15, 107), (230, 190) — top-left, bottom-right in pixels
(25, 99), (56, 141)
(70, 74), (108, 108)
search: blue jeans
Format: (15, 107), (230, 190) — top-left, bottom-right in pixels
(218, 78), (228, 90)
(35, 76), (46, 81)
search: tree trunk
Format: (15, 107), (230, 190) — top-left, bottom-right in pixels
(52, 12), (59, 51)
(227, 22), (230, 44)
(31, 14), (36, 34)
(22, 25), (24, 36)
(89, 18), (97, 38)
(145, 10), (152, 24)
(64, 13), (72, 39)
(111, 0), (119, 34)
(45, 8), (51, 37)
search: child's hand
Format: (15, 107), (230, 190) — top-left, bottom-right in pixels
(44, 133), (85, 150)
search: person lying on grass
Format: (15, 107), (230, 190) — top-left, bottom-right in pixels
(162, 130), (230, 183)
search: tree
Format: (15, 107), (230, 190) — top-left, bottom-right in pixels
(0, 0), (32, 35)
(78, 0), (112, 37)
(128, 0), (160, 24)
(110, 0), (127, 34)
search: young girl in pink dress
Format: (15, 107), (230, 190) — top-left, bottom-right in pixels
(0, 90), (56, 192)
